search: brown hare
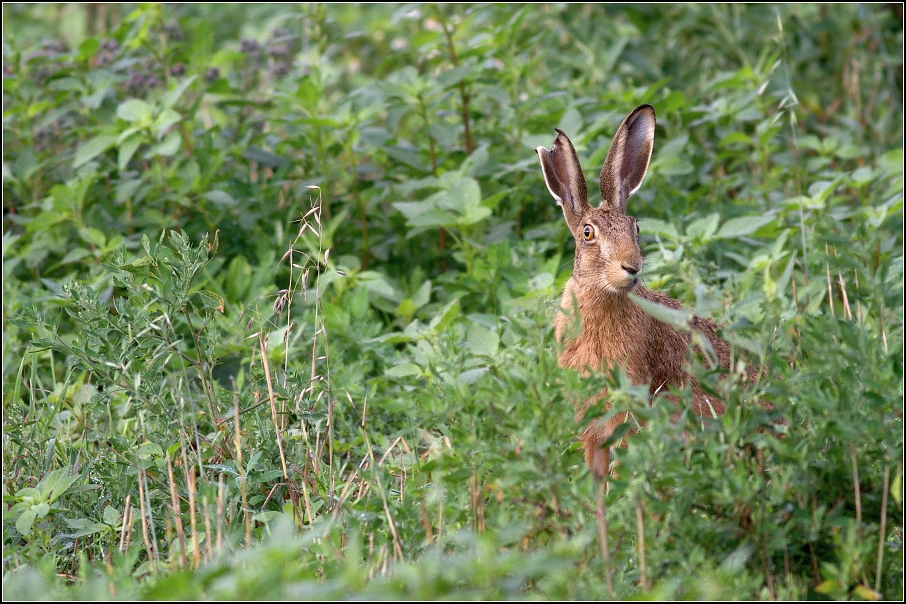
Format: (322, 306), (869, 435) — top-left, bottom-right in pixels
(536, 104), (734, 479)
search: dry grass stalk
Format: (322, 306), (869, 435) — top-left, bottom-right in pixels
(184, 458), (200, 566)
(118, 494), (132, 554)
(232, 394), (252, 547)
(259, 332), (289, 483)
(166, 454), (188, 567)
(136, 469), (156, 573)
(216, 473), (225, 552)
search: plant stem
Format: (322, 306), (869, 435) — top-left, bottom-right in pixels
(595, 479), (614, 597)
(874, 464), (890, 593)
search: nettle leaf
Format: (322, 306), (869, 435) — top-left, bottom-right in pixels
(73, 134), (118, 168)
(39, 467), (80, 502)
(194, 290), (225, 312)
(160, 75), (198, 109)
(360, 271), (401, 302)
(458, 206), (492, 226)
(440, 177), (481, 214)
(244, 146), (287, 168)
(153, 108), (182, 140)
(411, 279), (432, 309)
(407, 209), (458, 228)
(203, 190), (238, 207)
(557, 107), (583, 138)
(118, 133), (143, 172)
(629, 293), (691, 331)
(685, 213), (720, 242)
(146, 130), (181, 157)
(385, 362), (423, 378)
(715, 213), (776, 239)
(392, 200), (434, 221)
(640, 218), (680, 241)
(64, 518), (107, 538)
(102, 506), (121, 526)
(16, 509), (39, 536)
(436, 65), (472, 88)
(78, 227), (106, 248)
(117, 99), (153, 124)
(651, 134), (693, 176)
(429, 299), (460, 332)
(467, 323), (499, 357)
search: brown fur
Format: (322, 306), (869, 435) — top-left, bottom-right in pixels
(538, 105), (735, 478)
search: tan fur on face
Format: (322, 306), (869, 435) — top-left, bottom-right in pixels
(538, 105), (735, 479)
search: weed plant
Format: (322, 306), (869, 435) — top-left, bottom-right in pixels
(2, 4), (903, 600)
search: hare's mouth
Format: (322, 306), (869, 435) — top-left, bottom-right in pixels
(607, 268), (641, 294)
(603, 276), (640, 295)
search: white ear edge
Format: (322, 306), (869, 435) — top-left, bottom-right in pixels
(623, 119), (655, 199)
(536, 146), (565, 206)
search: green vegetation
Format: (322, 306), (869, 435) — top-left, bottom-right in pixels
(2, 3), (902, 599)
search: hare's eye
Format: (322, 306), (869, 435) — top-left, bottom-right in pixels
(634, 222), (640, 236)
(583, 225), (594, 241)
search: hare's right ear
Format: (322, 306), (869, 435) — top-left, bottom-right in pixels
(537, 129), (589, 234)
(599, 104), (656, 214)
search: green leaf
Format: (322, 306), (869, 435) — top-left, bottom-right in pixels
(360, 271), (401, 302)
(406, 209), (458, 228)
(117, 99), (153, 123)
(153, 108), (182, 140)
(640, 218), (680, 240)
(244, 146), (286, 168)
(194, 290), (224, 312)
(118, 133), (143, 171)
(436, 65), (472, 88)
(467, 324), (499, 357)
(385, 363), (423, 378)
(629, 293), (691, 331)
(16, 509), (38, 536)
(411, 280), (431, 309)
(136, 441), (164, 460)
(715, 213), (775, 239)
(39, 467), (80, 502)
(441, 177), (481, 213)
(78, 227), (106, 247)
(160, 75), (198, 109)
(557, 107), (583, 137)
(202, 190), (238, 207)
(429, 299), (460, 332)
(147, 130), (181, 157)
(458, 206), (491, 226)
(102, 506), (121, 526)
(685, 213), (719, 242)
(396, 298), (416, 321)
(64, 518), (107, 538)
(651, 134), (690, 176)
(460, 145), (489, 177)
(73, 134), (118, 168)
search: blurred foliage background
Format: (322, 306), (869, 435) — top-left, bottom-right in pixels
(2, 3), (903, 600)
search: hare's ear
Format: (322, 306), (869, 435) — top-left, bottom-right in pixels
(599, 104), (656, 214)
(537, 129), (589, 233)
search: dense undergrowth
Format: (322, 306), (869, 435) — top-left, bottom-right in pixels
(2, 3), (903, 599)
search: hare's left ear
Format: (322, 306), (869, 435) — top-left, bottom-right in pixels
(599, 104), (656, 214)
(537, 129), (590, 235)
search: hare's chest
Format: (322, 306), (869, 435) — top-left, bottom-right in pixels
(555, 302), (650, 382)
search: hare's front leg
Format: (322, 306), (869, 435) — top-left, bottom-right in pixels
(577, 393), (633, 479)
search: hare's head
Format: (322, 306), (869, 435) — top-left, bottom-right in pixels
(537, 104), (656, 297)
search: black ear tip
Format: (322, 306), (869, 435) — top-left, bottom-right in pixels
(635, 104), (656, 120)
